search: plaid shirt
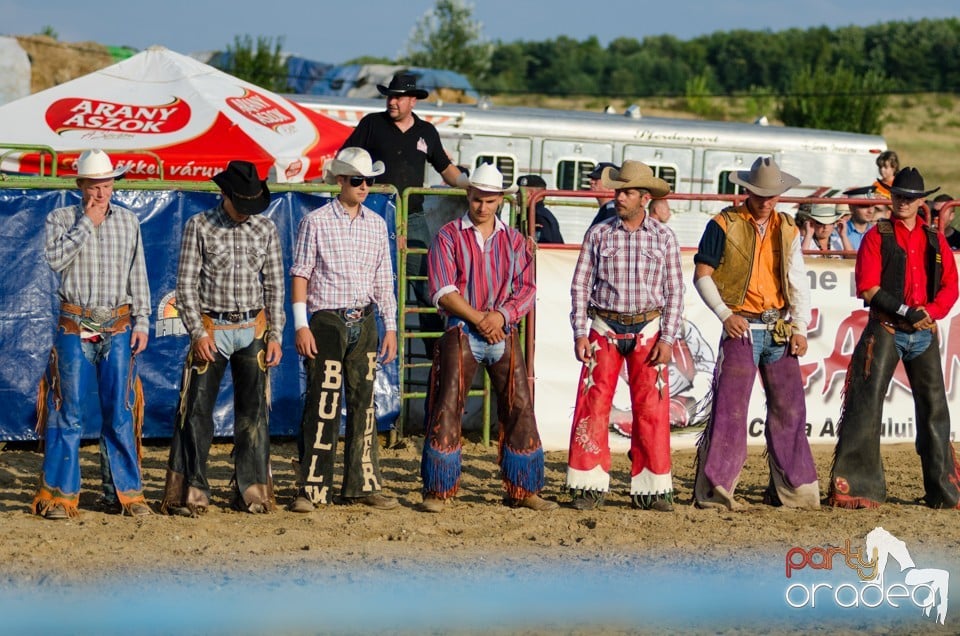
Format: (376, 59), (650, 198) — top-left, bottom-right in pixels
(428, 214), (535, 325)
(176, 205), (285, 343)
(571, 215), (684, 343)
(45, 204), (151, 332)
(289, 198), (397, 331)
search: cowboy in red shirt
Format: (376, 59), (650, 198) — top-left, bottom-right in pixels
(829, 167), (960, 509)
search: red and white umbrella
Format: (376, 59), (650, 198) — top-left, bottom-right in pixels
(0, 46), (351, 182)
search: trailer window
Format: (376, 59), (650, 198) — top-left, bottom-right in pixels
(651, 165), (677, 191)
(557, 160), (595, 191)
(475, 155), (515, 187)
(718, 171), (746, 195)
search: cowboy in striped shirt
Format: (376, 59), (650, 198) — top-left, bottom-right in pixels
(161, 161), (285, 517)
(33, 149), (152, 520)
(566, 161), (683, 512)
(420, 163), (558, 513)
(288, 148), (399, 513)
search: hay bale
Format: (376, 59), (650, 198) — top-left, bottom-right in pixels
(14, 35), (114, 92)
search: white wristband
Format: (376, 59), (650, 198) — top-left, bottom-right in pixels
(292, 302), (309, 330)
(454, 172), (470, 189)
(694, 275), (733, 322)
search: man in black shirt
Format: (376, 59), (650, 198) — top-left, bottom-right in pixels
(516, 175), (564, 244)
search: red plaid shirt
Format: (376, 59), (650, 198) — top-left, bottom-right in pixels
(571, 215), (684, 343)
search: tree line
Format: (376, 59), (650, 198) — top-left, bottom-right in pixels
(478, 18), (960, 98)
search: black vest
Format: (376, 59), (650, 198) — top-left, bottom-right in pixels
(876, 219), (942, 302)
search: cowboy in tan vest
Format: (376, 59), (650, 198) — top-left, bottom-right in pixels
(691, 156), (819, 510)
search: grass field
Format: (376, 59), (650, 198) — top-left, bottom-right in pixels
(494, 92), (960, 199)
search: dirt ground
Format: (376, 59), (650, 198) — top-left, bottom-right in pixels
(0, 435), (957, 634)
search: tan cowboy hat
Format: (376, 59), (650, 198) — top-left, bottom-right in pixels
(599, 160), (670, 198)
(468, 162), (518, 194)
(76, 149), (128, 180)
(323, 147), (386, 185)
(729, 156), (800, 197)
(807, 204), (846, 224)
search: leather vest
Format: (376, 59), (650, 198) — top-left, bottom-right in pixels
(877, 219), (941, 302)
(712, 206), (796, 308)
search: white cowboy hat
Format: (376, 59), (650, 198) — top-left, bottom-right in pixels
(323, 147), (386, 185)
(468, 162), (518, 194)
(729, 156), (800, 197)
(807, 203), (846, 224)
(76, 149), (128, 180)
(600, 160), (670, 198)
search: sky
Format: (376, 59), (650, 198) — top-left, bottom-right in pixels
(2, 0), (957, 65)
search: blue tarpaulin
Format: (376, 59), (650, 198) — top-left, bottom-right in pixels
(0, 187), (400, 441)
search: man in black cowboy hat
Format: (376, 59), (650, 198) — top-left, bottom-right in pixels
(161, 160), (286, 517)
(829, 167), (960, 510)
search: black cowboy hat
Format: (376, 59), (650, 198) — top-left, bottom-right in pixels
(376, 72), (429, 99)
(212, 160), (271, 215)
(517, 174), (547, 188)
(889, 167), (940, 199)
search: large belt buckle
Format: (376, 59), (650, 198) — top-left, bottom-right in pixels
(344, 308), (364, 323)
(89, 306), (113, 324)
(226, 311), (243, 322)
(760, 308), (781, 325)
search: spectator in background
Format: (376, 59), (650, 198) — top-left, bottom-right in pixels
(588, 162), (619, 227)
(649, 197), (672, 224)
(842, 185), (882, 250)
(873, 150), (899, 200)
(517, 174), (564, 244)
(929, 194), (960, 250)
(800, 204), (853, 255)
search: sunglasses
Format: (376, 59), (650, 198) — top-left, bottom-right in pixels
(347, 176), (375, 187)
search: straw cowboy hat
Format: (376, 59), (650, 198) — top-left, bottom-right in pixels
(376, 72), (429, 99)
(468, 163), (518, 195)
(211, 160), (271, 215)
(807, 204), (846, 224)
(889, 167), (940, 199)
(599, 160), (670, 198)
(729, 156), (800, 197)
(75, 149), (128, 180)
(323, 147), (386, 185)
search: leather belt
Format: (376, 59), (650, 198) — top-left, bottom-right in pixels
(61, 303), (130, 322)
(870, 308), (917, 334)
(735, 308), (783, 325)
(205, 308), (262, 323)
(590, 307), (660, 326)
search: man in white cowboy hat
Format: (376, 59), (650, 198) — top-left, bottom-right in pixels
(692, 156), (819, 510)
(800, 203), (854, 256)
(566, 160), (684, 512)
(33, 148), (152, 520)
(829, 167), (960, 510)
(288, 147), (400, 513)
(420, 162), (557, 513)
(161, 160), (285, 517)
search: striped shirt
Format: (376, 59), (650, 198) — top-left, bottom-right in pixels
(289, 198), (398, 331)
(571, 215), (684, 343)
(176, 205), (285, 344)
(428, 214), (535, 325)
(45, 204), (151, 333)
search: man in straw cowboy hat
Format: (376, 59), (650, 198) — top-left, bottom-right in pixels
(692, 156), (820, 510)
(288, 148), (400, 513)
(829, 167), (960, 509)
(420, 162), (557, 513)
(565, 160), (684, 512)
(162, 160), (285, 517)
(33, 149), (152, 519)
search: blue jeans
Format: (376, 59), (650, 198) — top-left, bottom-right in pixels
(448, 317), (508, 364)
(741, 322), (787, 367)
(894, 328), (933, 362)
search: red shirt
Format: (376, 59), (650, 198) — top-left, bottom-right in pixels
(856, 217), (958, 320)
